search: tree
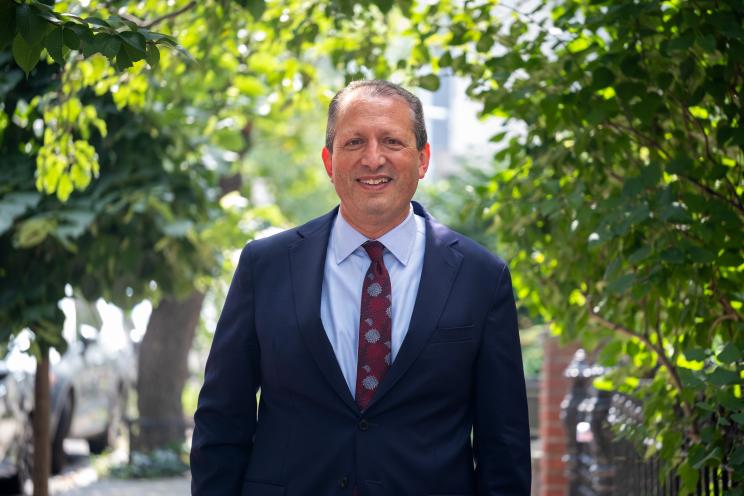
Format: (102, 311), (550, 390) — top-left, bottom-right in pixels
(1, 1), (218, 492)
(403, 0), (742, 492)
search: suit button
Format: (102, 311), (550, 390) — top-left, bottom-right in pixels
(358, 419), (369, 431)
(338, 476), (349, 488)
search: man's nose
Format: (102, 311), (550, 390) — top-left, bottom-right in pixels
(360, 141), (385, 168)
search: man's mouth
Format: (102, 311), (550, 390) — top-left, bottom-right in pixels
(358, 177), (391, 185)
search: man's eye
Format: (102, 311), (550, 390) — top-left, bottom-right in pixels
(384, 138), (403, 146)
(345, 139), (363, 147)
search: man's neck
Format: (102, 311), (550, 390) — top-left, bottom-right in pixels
(338, 206), (410, 240)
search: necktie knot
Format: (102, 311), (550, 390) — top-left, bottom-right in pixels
(362, 240), (385, 264)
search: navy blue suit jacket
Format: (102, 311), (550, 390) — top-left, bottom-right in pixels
(191, 202), (531, 495)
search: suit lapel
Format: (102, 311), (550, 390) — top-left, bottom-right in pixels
(289, 208), (358, 413)
(367, 204), (463, 411)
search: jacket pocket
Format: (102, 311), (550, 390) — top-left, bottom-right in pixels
(242, 479), (286, 495)
(428, 324), (475, 343)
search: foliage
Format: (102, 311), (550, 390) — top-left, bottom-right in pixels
(406, 0), (743, 492)
(0, 54), (222, 350)
(2, 0), (190, 203)
(5, 0), (741, 492)
(108, 445), (189, 479)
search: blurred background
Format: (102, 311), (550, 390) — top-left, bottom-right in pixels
(1, 0), (742, 494)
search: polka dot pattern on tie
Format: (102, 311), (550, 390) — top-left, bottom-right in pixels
(355, 240), (392, 411)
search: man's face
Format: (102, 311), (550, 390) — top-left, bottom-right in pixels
(322, 93), (430, 236)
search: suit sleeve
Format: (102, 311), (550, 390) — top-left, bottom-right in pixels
(473, 264), (532, 495)
(191, 244), (260, 495)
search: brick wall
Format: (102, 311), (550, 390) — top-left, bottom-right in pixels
(538, 336), (578, 496)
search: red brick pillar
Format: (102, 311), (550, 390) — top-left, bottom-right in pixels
(538, 336), (578, 496)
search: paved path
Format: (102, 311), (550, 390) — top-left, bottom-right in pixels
(52, 477), (189, 495)
(44, 440), (190, 495)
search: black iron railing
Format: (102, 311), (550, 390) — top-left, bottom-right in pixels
(561, 350), (734, 496)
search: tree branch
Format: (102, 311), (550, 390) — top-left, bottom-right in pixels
(143, 1), (196, 29)
(711, 277), (742, 323)
(600, 120), (671, 159)
(676, 171), (744, 217)
(686, 106), (718, 169)
(584, 300), (700, 441)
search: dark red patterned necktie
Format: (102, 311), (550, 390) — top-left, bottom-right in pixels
(355, 241), (392, 411)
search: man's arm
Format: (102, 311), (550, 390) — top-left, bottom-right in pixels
(473, 264), (532, 495)
(191, 245), (260, 495)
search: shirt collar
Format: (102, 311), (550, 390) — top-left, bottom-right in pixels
(332, 205), (417, 266)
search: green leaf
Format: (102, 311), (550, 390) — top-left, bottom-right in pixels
(85, 17), (110, 28)
(678, 460), (699, 490)
(44, 26), (64, 65)
(679, 368), (704, 390)
(0, 0), (15, 51)
(605, 273), (636, 294)
(660, 247), (684, 264)
(67, 24), (95, 56)
(731, 446), (744, 465)
(707, 367), (740, 386)
(689, 445), (721, 470)
(13, 216), (57, 248)
(120, 30), (146, 53)
(418, 74), (440, 92)
(598, 339), (623, 367)
(62, 27), (80, 50)
(717, 343), (742, 364)
(439, 51), (452, 68)
(718, 390), (744, 411)
(372, 0), (393, 13)
(591, 66), (614, 88)
(696, 401), (716, 412)
(123, 43), (145, 63)
(683, 348), (707, 361)
(115, 47), (134, 71)
(667, 32), (694, 52)
(145, 43), (160, 68)
(246, 0), (267, 20)
(92, 33), (121, 59)
(0, 192), (41, 235)
(615, 81), (644, 101)
(667, 155), (694, 175)
(16, 4), (48, 47)
(697, 34), (716, 52)
(12, 34), (42, 77)
(732, 413), (744, 426)
(627, 246), (651, 264)
(476, 33), (494, 53)
(55, 210), (95, 239)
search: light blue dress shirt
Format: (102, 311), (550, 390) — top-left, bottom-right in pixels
(320, 206), (426, 398)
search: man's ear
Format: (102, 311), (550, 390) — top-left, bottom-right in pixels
(418, 143), (431, 179)
(322, 147), (333, 181)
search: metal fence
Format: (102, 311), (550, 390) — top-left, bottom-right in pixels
(560, 350), (734, 496)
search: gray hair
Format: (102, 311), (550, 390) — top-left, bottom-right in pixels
(325, 80), (428, 152)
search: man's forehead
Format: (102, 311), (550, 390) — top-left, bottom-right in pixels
(337, 89), (408, 114)
(335, 91), (413, 130)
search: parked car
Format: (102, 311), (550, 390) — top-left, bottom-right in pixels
(47, 297), (136, 472)
(1, 296), (137, 480)
(0, 349), (33, 495)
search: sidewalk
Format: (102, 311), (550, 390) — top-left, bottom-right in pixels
(52, 477), (189, 495)
(45, 439), (190, 495)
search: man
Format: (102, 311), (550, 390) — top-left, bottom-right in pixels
(191, 80), (531, 495)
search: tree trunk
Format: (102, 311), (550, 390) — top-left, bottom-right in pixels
(133, 291), (204, 452)
(32, 348), (50, 496)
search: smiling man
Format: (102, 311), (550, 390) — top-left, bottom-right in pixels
(191, 80), (531, 496)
